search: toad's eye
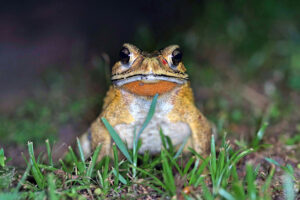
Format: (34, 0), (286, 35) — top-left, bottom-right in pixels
(119, 47), (130, 64)
(171, 48), (182, 66)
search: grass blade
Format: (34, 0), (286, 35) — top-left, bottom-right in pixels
(161, 150), (176, 195)
(76, 137), (86, 171)
(59, 159), (68, 173)
(231, 150), (253, 167)
(47, 173), (58, 200)
(192, 157), (209, 187)
(174, 136), (189, 159)
(112, 144), (119, 186)
(68, 146), (85, 174)
(45, 139), (53, 167)
(201, 180), (213, 200)
(183, 157), (196, 175)
(98, 156), (110, 193)
(136, 93), (158, 145)
(0, 148), (5, 167)
(188, 158), (200, 185)
(219, 188), (235, 200)
(86, 144), (102, 177)
(246, 164), (256, 200)
(164, 149), (183, 175)
(252, 122), (268, 148)
(132, 165), (167, 190)
(132, 128), (138, 178)
(160, 128), (168, 149)
(28, 141), (45, 189)
(101, 117), (133, 164)
(262, 164), (275, 198)
(14, 162), (32, 193)
(231, 182), (246, 199)
(165, 135), (174, 154)
(210, 135), (217, 175)
(112, 168), (127, 185)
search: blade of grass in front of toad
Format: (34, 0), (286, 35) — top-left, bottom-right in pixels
(262, 164), (275, 198)
(76, 137), (87, 172)
(188, 157), (200, 185)
(173, 136), (189, 159)
(14, 161), (32, 193)
(210, 135), (217, 192)
(160, 128), (168, 149)
(161, 149), (176, 196)
(112, 144), (119, 186)
(230, 165), (246, 199)
(265, 157), (294, 178)
(101, 117), (133, 163)
(135, 93), (159, 146)
(45, 139), (53, 167)
(200, 179), (214, 200)
(28, 141), (45, 189)
(112, 168), (128, 185)
(246, 164), (257, 200)
(133, 131), (142, 178)
(86, 144), (102, 178)
(164, 148), (183, 176)
(190, 157), (209, 187)
(218, 188), (235, 200)
(132, 165), (167, 190)
(47, 173), (58, 200)
(0, 148), (5, 167)
(97, 156), (110, 195)
(59, 159), (68, 172)
(132, 127), (138, 178)
(68, 146), (85, 174)
(251, 122), (268, 149)
(101, 93), (158, 164)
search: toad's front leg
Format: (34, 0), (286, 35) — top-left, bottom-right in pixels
(80, 89), (134, 161)
(168, 85), (211, 157)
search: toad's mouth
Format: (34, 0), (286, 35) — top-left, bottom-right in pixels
(112, 74), (188, 96)
(112, 74), (187, 86)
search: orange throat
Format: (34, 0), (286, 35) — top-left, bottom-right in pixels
(121, 80), (178, 96)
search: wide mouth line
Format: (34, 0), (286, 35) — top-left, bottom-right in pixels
(112, 74), (188, 86)
(112, 73), (188, 81)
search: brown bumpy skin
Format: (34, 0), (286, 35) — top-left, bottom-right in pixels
(168, 83), (211, 157)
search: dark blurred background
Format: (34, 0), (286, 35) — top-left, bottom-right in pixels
(1, 0), (300, 165)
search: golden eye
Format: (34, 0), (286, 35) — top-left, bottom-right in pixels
(171, 48), (182, 66)
(119, 47), (130, 64)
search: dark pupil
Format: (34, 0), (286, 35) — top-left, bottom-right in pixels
(172, 49), (182, 66)
(119, 47), (130, 64)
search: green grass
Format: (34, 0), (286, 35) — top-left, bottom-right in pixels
(0, 95), (297, 199)
(0, 128), (295, 199)
(1, 1), (300, 197)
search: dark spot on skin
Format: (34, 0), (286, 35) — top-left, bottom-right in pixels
(198, 115), (202, 120)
